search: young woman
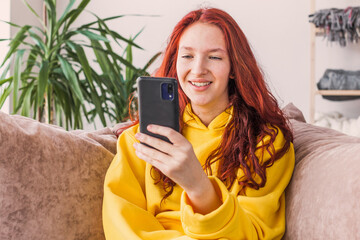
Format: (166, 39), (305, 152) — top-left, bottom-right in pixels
(103, 7), (294, 240)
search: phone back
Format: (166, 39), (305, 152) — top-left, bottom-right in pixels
(137, 77), (180, 143)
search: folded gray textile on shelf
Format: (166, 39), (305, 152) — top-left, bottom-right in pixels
(317, 69), (360, 101)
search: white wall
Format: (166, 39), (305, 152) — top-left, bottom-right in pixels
(0, 0), (43, 114)
(17, 0), (360, 125)
(59, 0), (313, 120)
(0, 0), (11, 113)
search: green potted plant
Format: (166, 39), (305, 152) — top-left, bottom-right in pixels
(0, 0), (160, 129)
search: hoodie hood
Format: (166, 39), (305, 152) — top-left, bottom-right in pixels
(182, 104), (233, 131)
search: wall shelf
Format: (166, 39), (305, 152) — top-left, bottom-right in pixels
(309, 1), (360, 123)
(316, 90), (360, 96)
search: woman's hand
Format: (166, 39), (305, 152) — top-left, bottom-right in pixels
(134, 124), (204, 192)
(133, 124), (222, 214)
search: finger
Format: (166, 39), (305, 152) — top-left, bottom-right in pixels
(133, 142), (169, 164)
(134, 147), (158, 166)
(113, 121), (133, 136)
(135, 132), (173, 154)
(146, 124), (183, 145)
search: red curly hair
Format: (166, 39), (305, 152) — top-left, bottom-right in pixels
(121, 8), (293, 198)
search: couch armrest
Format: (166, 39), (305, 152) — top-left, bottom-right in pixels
(282, 104), (360, 239)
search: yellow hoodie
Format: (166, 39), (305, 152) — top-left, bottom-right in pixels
(103, 105), (295, 240)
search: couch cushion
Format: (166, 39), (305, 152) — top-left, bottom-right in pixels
(283, 104), (360, 239)
(282, 102), (306, 123)
(0, 111), (117, 240)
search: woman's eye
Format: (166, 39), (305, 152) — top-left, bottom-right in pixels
(209, 56), (222, 60)
(181, 55), (193, 59)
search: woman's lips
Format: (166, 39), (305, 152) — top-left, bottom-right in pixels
(190, 81), (211, 87)
(189, 81), (212, 91)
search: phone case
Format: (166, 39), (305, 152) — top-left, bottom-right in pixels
(137, 76), (180, 144)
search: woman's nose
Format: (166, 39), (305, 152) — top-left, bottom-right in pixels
(191, 57), (208, 76)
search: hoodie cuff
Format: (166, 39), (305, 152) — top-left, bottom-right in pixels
(180, 176), (236, 235)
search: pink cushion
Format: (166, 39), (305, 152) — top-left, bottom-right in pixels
(0, 111), (117, 239)
(283, 103), (360, 239)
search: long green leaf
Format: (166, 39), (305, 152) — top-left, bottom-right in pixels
(28, 30), (47, 55)
(125, 41), (133, 82)
(57, 55), (84, 102)
(89, 26), (142, 49)
(53, 83), (72, 127)
(0, 64), (10, 81)
(22, 0), (46, 29)
(54, 0), (76, 36)
(32, 25), (46, 36)
(0, 20), (21, 28)
(24, 48), (40, 74)
(89, 42), (139, 72)
(92, 17), (123, 47)
(44, 1), (56, 26)
(44, 0), (56, 48)
(76, 30), (109, 42)
(81, 103), (90, 123)
(58, 0), (76, 24)
(55, 102), (62, 127)
(23, 0), (40, 18)
(66, 41), (94, 89)
(55, 8), (80, 34)
(67, 0), (90, 27)
(80, 14), (126, 29)
(0, 83), (12, 109)
(1, 25), (31, 67)
(13, 49), (26, 113)
(142, 51), (161, 72)
(0, 76), (12, 86)
(46, 84), (52, 122)
(114, 52), (139, 72)
(44, 0), (56, 21)
(73, 98), (82, 129)
(47, 39), (67, 59)
(31, 87), (38, 120)
(89, 76), (106, 125)
(37, 60), (49, 107)
(90, 40), (111, 74)
(16, 81), (34, 116)
(80, 13), (158, 29)
(132, 27), (145, 42)
(96, 23), (121, 73)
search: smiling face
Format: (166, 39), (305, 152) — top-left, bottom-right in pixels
(176, 22), (231, 114)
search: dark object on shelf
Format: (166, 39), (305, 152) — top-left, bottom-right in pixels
(317, 69), (360, 101)
(309, 7), (360, 46)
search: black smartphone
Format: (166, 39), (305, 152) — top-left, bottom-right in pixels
(137, 76), (180, 144)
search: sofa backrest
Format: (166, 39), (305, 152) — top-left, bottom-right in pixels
(0, 111), (117, 240)
(2, 103), (360, 239)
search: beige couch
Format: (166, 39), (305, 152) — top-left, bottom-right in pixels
(1, 103), (359, 239)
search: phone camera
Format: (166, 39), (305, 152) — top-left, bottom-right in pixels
(168, 84), (173, 94)
(161, 82), (174, 101)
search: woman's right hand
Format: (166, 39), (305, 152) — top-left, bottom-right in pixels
(133, 124), (222, 214)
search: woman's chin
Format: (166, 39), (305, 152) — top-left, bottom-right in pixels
(189, 99), (212, 109)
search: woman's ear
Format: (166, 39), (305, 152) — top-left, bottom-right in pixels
(229, 68), (235, 79)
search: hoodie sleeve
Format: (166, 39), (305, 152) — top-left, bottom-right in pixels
(180, 128), (295, 240)
(102, 127), (185, 240)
